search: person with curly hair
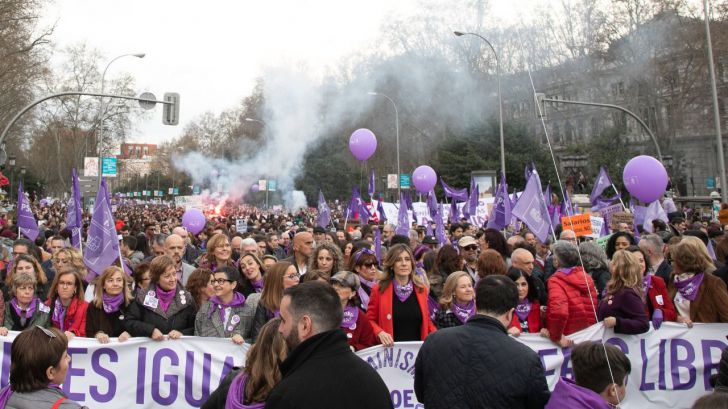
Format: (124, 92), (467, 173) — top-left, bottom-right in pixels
(307, 242), (344, 279)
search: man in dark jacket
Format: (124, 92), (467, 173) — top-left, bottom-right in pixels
(267, 282), (393, 409)
(414, 275), (550, 409)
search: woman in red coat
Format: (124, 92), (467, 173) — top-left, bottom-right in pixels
(627, 245), (677, 328)
(330, 271), (378, 351)
(46, 268), (88, 339)
(506, 268), (542, 335)
(367, 244), (436, 346)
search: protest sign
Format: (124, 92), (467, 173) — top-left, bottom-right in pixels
(560, 213), (592, 236)
(589, 216), (604, 238)
(598, 203), (623, 228)
(236, 218), (248, 233)
(596, 233), (613, 249)
(611, 211), (635, 231)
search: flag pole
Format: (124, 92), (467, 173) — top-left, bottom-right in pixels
(343, 208), (350, 231)
(611, 183), (628, 212)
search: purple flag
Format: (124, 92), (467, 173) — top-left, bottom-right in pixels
(395, 191), (410, 236)
(66, 169), (83, 248)
(317, 190), (331, 228)
(440, 179), (468, 201)
(368, 169), (375, 198)
(511, 171), (552, 243)
(374, 228), (382, 263)
(560, 188), (575, 217)
(543, 184), (552, 208)
(358, 199), (371, 224)
(426, 221), (433, 237)
(348, 187), (361, 216)
(17, 183), (39, 241)
(83, 179), (120, 280)
(590, 167), (614, 205)
(377, 197), (387, 223)
(487, 173), (511, 230)
(525, 162), (536, 182)
(449, 199), (459, 224)
(463, 177), (479, 220)
(426, 190), (438, 219)
(435, 203), (446, 246)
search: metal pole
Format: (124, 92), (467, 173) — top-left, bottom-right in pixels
(704, 0), (728, 199)
(368, 92), (400, 199)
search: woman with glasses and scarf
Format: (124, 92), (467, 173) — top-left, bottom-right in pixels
(125, 255), (197, 341)
(46, 268), (88, 340)
(330, 271), (378, 351)
(86, 266), (133, 343)
(249, 261), (299, 343)
(347, 248), (379, 311)
(0, 273), (50, 334)
(367, 244), (437, 346)
(434, 271), (475, 329)
(195, 266), (257, 344)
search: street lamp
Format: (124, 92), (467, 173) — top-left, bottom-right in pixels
(244, 117), (265, 125)
(20, 166), (26, 188)
(453, 31), (506, 179)
(368, 91), (401, 199)
(8, 156), (15, 201)
(97, 52), (145, 188)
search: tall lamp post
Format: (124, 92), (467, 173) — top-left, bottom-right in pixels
(8, 156), (15, 202)
(703, 0), (727, 199)
(453, 31), (506, 178)
(97, 52), (145, 189)
(20, 167), (26, 188)
(367, 92), (400, 199)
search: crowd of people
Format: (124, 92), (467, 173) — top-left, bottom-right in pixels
(0, 197), (725, 408)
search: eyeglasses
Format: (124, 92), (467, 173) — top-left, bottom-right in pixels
(211, 278), (234, 285)
(58, 281), (75, 288)
(362, 262), (378, 268)
(463, 245), (479, 251)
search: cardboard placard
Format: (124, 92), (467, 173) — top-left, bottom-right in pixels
(589, 216), (605, 238)
(610, 212), (634, 231)
(561, 213), (592, 237)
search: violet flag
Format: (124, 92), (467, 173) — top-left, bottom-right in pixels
(16, 183), (39, 241)
(440, 178), (469, 201)
(590, 167), (619, 206)
(525, 162), (536, 182)
(83, 178), (120, 281)
(511, 171), (552, 243)
(348, 187), (361, 217)
(426, 190), (438, 220)
(368, 169), (376, 198)
(463, 177), (479, 220)
(66, 168), (83, 248)
(435, 203), (446, 246)
(317, 190), (331, 228)
(449, 199), (459, 224)
(395, 191), (410, 236)
(560, 188), (575, 217)
(543, 184), (552, 208)
(358, 199), (371, 224)
(487, 172), (511, 230)
(374, 228), (382, 263)
(377, 197), (387, 223)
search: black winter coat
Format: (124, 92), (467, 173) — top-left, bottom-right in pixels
(414, 315), (550, 409)
(266, 330), (393, 409)
(125, 284), (197, 337)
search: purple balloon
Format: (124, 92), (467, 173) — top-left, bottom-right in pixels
(622, 155), (668, 203)
(412, 165), (437, 193)
(349, 128), (377, 161)
(181, 208), (206, 235)
(251, 184), (260, 192)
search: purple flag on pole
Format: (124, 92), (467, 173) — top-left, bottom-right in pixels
(590, 167), (614, 205)
(440, 179), (468, 201)
(368, 169), (375, 198)
(374, 228), (382, 263)
(358, 200), (371, 224)
(463, 177), (479, 220)
(449, 199), (459, 224)
(17, 183), (39, 241)
(487, 173), (511, 230)
(511, 171), (552, 243)
(348, 187), (361, 216)
(435, 203), (446, 246)
(83, 179), (120, 280)
(395, 191), (410, 236)
(317, 190), (331, 228)
(377, 197), (387, 223)
(66, 169), (83, 248)
(426, 190), (438, 219)
(426, 221), (433, 237)
(560, 188), (575, 217)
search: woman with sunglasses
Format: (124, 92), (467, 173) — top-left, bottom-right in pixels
(0, 273), (51, 334)
(330, 271), (378, 351)
(195, 267), (256, 344)
(249, 261), (299, 343)
(0, 326), (87, 408)
(46, 268), (88, 340)
(86, 266), (133, 343)
(347, 248), (379, 311)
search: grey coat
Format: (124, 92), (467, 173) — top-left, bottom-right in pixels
(6, 387), (87, 409)
(3, 299), (50, 331)
(180, 262), (196, 286)
(194, 295), (255, 340)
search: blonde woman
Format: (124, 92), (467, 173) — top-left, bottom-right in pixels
(434, 271), (475, 329)
(86, 266), (134, 343)
(366, 244), (437, 346)
(196, 233), (236, 272)
(597, 250), (649, 334)
(249, 261), (299, 342)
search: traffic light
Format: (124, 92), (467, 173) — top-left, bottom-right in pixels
(162, 92), (180, 125)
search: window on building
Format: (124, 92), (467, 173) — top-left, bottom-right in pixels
(143, 146), (149, 156)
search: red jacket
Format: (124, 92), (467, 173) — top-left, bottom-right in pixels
(509, 300), (542, 333)
(343, 307), (379, 351)
(646, 275), (677, 322)
(546, 266), (598, 342)
(47, 297), (88, 337)
(366, 282), (437, 341)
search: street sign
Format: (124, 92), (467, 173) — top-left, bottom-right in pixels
(387, 174), (398, 189)
(138, 92), (156, 110)
(84, 157), (99, 177)
(268, 180), (277, 192)
(707, 177), (716, 189)
(101, 157), (117, 177)
(400, 174), (411, 189)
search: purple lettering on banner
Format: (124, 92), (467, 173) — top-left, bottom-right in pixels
(538, 348), (558, 377)
(384, 348), (394, 367)
(218, 356), (235, 385)
(136, 347), (147, 404)
(151, 348), (179, 405)
(403, 389), (415, 408)
(63, 347), (86, 402)
(184, 351), (212, 406)
(670, 339), (696, 390)
(366, 356), (378, 370)
(640, 339), (655, 391)
(1, 341), (11, 387)
(90, 348), (117, 402)
(606, 337), (630, 354)
(702, 340), (728, 391)
(391, 390), (401, 408)
(402, 352), (415, 376)
(559, 347), (574, 380)
(658, 339), (667, 390)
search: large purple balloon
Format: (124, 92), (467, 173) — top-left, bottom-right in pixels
(412, 165), (437, 193)
(182, 208), (206, 235)
(622, 155), (668, 203)
(349, 128), (377, 161)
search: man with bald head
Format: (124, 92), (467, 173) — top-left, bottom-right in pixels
(511, 247), (547, 304)
(165, 234), (196, 285)
(284, 232), (314, 275)
(173, 226), (200, 266)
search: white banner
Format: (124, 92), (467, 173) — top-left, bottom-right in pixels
(373, 199), (496, 228)
(355, 323), (728, 409)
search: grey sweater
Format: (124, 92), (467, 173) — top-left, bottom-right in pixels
(6, 387), (87, 409)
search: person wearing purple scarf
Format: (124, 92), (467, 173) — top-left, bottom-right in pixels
(434, 271), (475, 329)
(201, 319), (287, 409)
(330, 271), (378, 351)
(238, 253), (265, 297)
(667, 237), (728, 326)
(86, 266), (133, 343)
(0, 273), (50, 334)
(195, 266), (257, 344)
(347, 248), (378, 310)
(125, 255), (197, 341)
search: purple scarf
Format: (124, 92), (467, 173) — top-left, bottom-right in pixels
(642, 274), (653, 296)
(252, 278), (264, 293)
(427, 296), (439, 321)
(450, 299), (475, 324)
(225, 371), (265, 409)
(394, 280), (414, 302)
(208, 292), (246, 324)
(674, 273), (704, 302)
(358, 276), (375, 309)
(10, 297), (37, 319)
(0, 385), (11, 408)
(341, 305), (359, 329)
(156, 286), (176, 312)
(556, 267), (577, 276)
(515, 298), (532, 322)
(102, 293), (125, 313)
(51, 298), (67, 331)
